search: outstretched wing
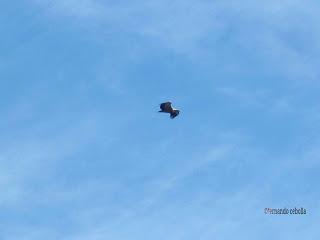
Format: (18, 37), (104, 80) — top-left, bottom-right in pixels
(170, 110), (180, 119)
(160, 102), (172, 112)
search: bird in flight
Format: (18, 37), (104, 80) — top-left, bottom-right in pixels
(159, 102), (180, 119)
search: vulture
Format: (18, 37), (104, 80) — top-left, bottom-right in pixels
(159, 102), (180, 119)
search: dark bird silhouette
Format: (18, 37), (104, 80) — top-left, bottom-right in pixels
(159, 102), (180, 119)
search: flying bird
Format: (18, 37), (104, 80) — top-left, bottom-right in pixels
(159, 102), (180, 119)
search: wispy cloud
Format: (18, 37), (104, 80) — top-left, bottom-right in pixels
(0, 113), (102, 207)
(31, 0), (320, 80)
(33, 0), (104, 19)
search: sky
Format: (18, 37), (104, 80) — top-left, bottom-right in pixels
(1, 0), (320, 239)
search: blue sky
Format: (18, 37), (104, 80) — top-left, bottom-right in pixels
(1, 0), (319, 239)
